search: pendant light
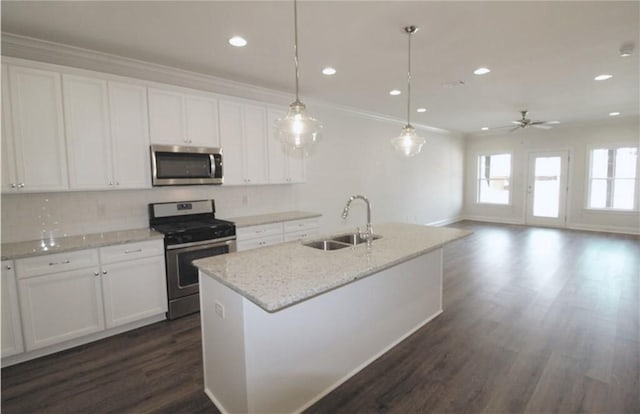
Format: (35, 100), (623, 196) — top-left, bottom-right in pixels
(274, 0), (322, 155)
(391, 26), (426, 157)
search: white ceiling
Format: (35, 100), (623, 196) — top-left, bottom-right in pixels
(2, 1), (639, 134)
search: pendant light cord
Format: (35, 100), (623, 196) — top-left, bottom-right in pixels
(406, 28), (412, 127)
(293, 0), (300, 102)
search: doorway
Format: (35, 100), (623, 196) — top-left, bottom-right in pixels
(526, 151), (569, 227)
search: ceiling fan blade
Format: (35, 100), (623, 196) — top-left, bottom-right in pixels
(508, 126), (521, 133)
(532, 124), (552, 130)
(511, 120), (524, 125)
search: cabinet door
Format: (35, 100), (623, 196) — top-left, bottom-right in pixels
(109, 82), (151, 189)
(101, 256), (167, 329)
(243, 104), (268, 184)
(218, 100), (245, 185)
(19, 268), (105, 351)
(1, 64), (17, 193)
(8, 65), (68, 191)
(186, 95), (220, 147)
(63, 74), (112, 189)
(267, 109), (288, 184)
(237, 234), (284, 252)
(1, 261), (24, 358)
(148, 88), (186, 145)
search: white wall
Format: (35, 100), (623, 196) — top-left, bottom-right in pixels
(1, 56), (465, 243)
(464, 117), (640, 234)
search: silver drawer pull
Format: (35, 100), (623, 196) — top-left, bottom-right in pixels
(48, 259), (70, 266)
(124, 248), (143, 254)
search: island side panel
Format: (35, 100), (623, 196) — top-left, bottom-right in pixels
(199, 273), (249, 414)
(242, 249), (443, 413)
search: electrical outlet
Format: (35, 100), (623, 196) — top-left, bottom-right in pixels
(214, 301), (225, 319)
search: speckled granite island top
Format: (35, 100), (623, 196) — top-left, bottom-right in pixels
(224, 211), (321, 228)
(1, 228), (164, 260)
(194, 222), (471, 313)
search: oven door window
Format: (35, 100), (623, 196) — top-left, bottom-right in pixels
(176, 245), (230, 287)
(156, 152), (212, 179)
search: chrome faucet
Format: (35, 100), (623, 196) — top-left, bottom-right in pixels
(342, 195), (374, 247)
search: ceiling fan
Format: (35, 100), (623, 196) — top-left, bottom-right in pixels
(507, 110), (559, 132)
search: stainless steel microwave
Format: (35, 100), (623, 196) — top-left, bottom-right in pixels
(150, 145), (223, 186)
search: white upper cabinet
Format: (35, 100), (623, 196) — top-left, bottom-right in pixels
(63, 74), (113, 189)
(2, 64), (17, 193)
(267, 108), (306, 184)
(63, 75), (150, 190)
(148, 88), (220, 147)
(108, 82), (151, 189)
(219, 100), (268, 185)
(5, 65), (68, 192)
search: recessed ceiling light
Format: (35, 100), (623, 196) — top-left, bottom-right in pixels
(389, 89), (402, 96)
(416, 108), (427, 113)
(473, 67), (491, 75)
(229, 36), (247, 47)
(594, 74), (612, 81)
(322, 67), (337, 75)
(609, 111), (621, 116)
(481, 127), (489, 131)
(620, 42), (634, 57)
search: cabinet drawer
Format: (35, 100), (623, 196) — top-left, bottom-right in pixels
(237, 222), (283, 241)
(237, 234), (284, 252)
(16, 249), (98, 279)
(284, 228), (319, 242)
(100, 239), (164, 264)
(284, 218), (319, 233)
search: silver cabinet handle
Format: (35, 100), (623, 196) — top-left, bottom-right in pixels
(49, 259), (70, 266)
(94, 271), (99, 276)
(102, 270), (108, 275)
(6, 265), (12, 270)
(17, 183), (25, 188)
(124, 248), (142, 254)
(10, 183), (17, 189)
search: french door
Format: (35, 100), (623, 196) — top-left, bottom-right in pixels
(525, 151), (569, 227)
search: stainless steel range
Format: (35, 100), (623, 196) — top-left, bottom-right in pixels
(149, 200), (236, 319)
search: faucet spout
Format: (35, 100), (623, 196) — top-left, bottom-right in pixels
(341, 195), (373, 247)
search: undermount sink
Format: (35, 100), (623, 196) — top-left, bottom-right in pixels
(331, 233), (382, 245)
(303, 240), (351, 251)
(303, 234), (383, 251)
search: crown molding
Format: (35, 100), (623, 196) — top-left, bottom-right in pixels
(1, 32), (457, 137)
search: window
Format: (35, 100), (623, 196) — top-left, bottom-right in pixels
(477, 153), (511, 204)
(588, 147), (637, 210)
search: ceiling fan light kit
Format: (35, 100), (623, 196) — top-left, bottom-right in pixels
(274, 0), (322, 156)
(390, 25), (426, 157)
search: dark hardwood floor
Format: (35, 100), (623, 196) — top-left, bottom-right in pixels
(2, 221), (639, 413)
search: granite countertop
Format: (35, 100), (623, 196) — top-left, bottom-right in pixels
(1, 228), (164, 260)
(194, 222), (471, 313)
(224, 211), (321, 228)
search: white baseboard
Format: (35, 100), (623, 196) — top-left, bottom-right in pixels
(459, 215), (639, 235)
(426, 216), (464, 227)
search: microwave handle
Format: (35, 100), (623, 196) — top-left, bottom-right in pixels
(210, 153), (216, 178)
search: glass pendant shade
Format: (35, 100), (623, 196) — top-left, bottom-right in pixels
(391, 124), (425, 157)
(275, 100), (322, 153)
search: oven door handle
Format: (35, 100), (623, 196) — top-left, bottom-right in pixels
(166, 236), (236, 250)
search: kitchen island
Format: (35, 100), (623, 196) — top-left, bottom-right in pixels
(194, 222), (471, 414)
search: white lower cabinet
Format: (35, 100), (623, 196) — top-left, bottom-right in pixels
(18, 264), (105, 351)
(100, 243), (167, 329)
(2, 260), (24, 358)
(10, 239), (167, 356)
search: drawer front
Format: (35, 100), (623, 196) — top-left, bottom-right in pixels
(237, 234), (283, 252)
(284, 228), (320, 242)
(237, 222), (283, 241)
(284, 218), (319, 233)
(100, 239), (164, 264)
(16, 249), (99, 279)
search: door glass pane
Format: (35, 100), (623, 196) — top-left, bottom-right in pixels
(478, 154), (511, 204)
(533, 156), (561, 218)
